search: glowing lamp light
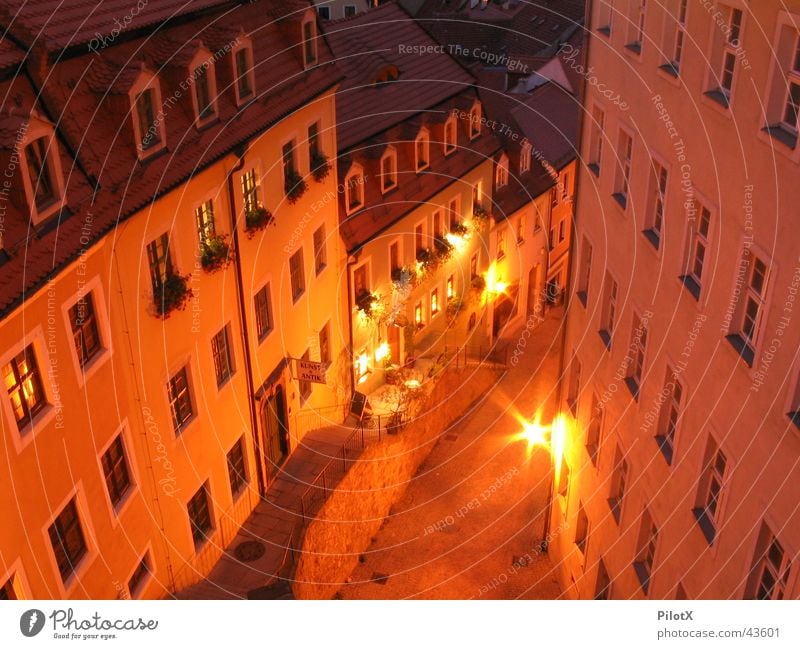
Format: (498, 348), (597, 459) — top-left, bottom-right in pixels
(512, 409), (550, 456)
(444, 231), (468, 253)
(485, 263), (508, 296)
(404, 378), (421, 389)
(551, 413), (569, 486)
(356, 353), (370, 384)
(375, 342), (390, 362)
(447, 277), (454, 299)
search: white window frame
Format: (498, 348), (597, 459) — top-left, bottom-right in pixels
(19, 116), (66, 225)
(188, 46), (218, 127)
(129, 70), (166, 159)
(231, 37), (256, 106)
(61, 275), (113, 387)
(468, 101), (482, 140)
(380, 147), (398, 193)
(345, 164), (365, 214)
(496, 153), (509, 188)
(96, 419), (140, 526)
(415, 128), (430, 172)
(519, 141), (531, 174)
(443, 114), (458, 155)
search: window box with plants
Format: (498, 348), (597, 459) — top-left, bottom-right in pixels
(244, 206), (274, 237)
(416, 247), (438, 274)
(391, 265), (417, 292)
(472, 203), (490, 227)
(285, 171), (308, 203)
(311, 152), (331, 182)
(470, 274), (486, 297)
(154, 274), (193, 318)
(355, 289), (382, 321)
(200, 234), (232, 272)
(433, 236), (454, 263)
(450, 221), (469, 237)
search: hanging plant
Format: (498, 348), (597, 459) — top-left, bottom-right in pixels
(472, 202), (490, 226)
(450, 221), (469, 237)
(154, 274), (193, 318)
(200, 234), (233, 272)
(311, 152), (331, 182)
(471, 275), (486, 294)
(391, 265), (417, 292)
(285, 171), (309, 203)
(433, 236), (454, 263)
(244, 206), (275, 238)
(355, 289), (381, 321)
(416, 247), (438, 274)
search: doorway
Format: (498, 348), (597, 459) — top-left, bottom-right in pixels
(262, 384), (290, 480)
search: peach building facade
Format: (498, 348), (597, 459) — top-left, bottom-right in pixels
(553, 0), (800, 599)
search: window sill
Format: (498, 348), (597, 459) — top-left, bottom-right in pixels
(624, 376), (640, 401)
(725, 333), (754, 367)
(608, 498), (622, 524)
(658, 62), (679, 78)
(762, 125), (797, 151)
(292, 290), (306, 305)
(597, 26), (611, 37)
(598, 329), (612, 350)
(588, 163), (600, 177)
(576, 290), (588, 307)
(787, 411), (800, 430)
(624, 42), (642, 56)
(703, 89), (730, 111)
(678, 274), (701, 301)
(611, 192), (627, 210)
(655, 435), (674, 465)
(586, 444), (599, 467)
(315, 263), (328, 277)
(642, 228), (660, 250)
(692, 508), (716, 545)
(258, 329), (274, 345)
(633, 561), (651, 594)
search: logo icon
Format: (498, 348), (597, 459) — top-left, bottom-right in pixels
(20, 609), (45, 637)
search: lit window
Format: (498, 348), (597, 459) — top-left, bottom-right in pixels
(146, 233), (173, 294)
(195, 199), (216, 246)
(468, 102), (482, 139)
(693, 435), (727, 544)
(415, 129), (430, 171)
(167, 366), (193, 433)
(227, 437), (248, 497)
(289, 248), (306, 302)
(101, 435), (132, 508)
(447, 275), (454, 299)
(68, 293), (102, 368)
(241, 169), (259, 214)
(431, 289), (439, 316)
(746, 523), (792, 600)
(496, 154), (509, 187)
(519, 141), (531, 174)
(48, 499), (88, 582)
(633, 508), (658, 594)
(187, 483), (213, 548)
(415, 301), (424, 328)
(3, 345), (46, 430)
(655, 367), (682, 464)
(211, 325), (235, 387)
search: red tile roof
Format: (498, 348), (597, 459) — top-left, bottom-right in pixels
(0, 0), (341, 316)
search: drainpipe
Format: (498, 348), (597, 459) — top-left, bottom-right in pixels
(226, 146), (266, 497)
(345, 251), (359, 397)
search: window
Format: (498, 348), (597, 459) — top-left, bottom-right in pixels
(662, 0), (688, 75)
(313, 225), (327, 274)
(211, 325), (235, 387)
(706, 6), (743, 107)
(447, 275), (454, 299)
(765, 26), (800, 146)
(516, 214), (525, 243)
(254, 284), (273, 340)
(24, 137), (56, 210)
(194, 200), (216, 246)
(227, 437), (248, 497)
(380, 148), (398, 192)
(415, 129), (430, 171)
(613, 129), (633, 208)
(633, 508), (658, 594)
(558, 219), (566, 242)
(241, 169), (259, 214)
(586, 392), (603, 466)
(0, 576), (17, 599)
(444, 115), (457, 155)
(308, 121), (323, 164)
(432, 210), (443, 239)
(193, 61), (215, 122)
(282, 140), (299, 196)
(353, 264), (368, 298)
(574, 502), (589, 554)
(303, 19), (317, 67)
(414, 301), (424, 328)
(299, 349), (312, 401)
(346, 168), (364, 213)
(567, 354), (581, 415)
(167, 366), (193, 432)
(472, 183), (481, 211)
(234, 46), (255, 103)
(693, 435), (727, 544)
(415, 223), (425, 256)
(468, 102), (482, 140)
(449, 197), (460, 230)
(187, 483), (213, 547)
(727, 250), (769, 364)
(318, 5), (331, 20)
(101, 435), (132, 508)
(3, 345), (46, 430)
(608, 447), (628, 523)
(146, 233), (173, 297)
(389, 241), (400, 275)
(290, 248), (305, 302)
(319, 322), (331, 364)
(561, 172), (570, 202)
(344, 5), (357, 17)
(68, 293), (102, 367)
(128, 553), (151, 598)
(599, 272), (618, 348)
(431, 289), (439, 316)
(681, 202), (711, 299)
(626, 0), (646, 53)
(496, 154), (509, 188)
(595, 558), (612, 599)
(577, 237), (593, 306)
(135, 88), (160, 151)
(745, 523), (792, 600)
(625, 312), (647, 397)
(655, 367), (682, 464)
(497, 229), (506, 259)
(519, 141), (531, 173)
(48, 499), (87, 581)
(588, 105), (605, 175)
(596, 0), (614, 35)
(470, 253), (478, 279)
(644, 159), (667, 248)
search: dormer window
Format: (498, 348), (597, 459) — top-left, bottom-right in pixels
(19, 118), (66, 224)
(380, 148), (398, 193)
(190, 49), (218, 125)
(496, 154), (509, 188)
(303, 19), (318, 67)
(415, 128), (430, 172)
(468, 101), (482, 140)
(443, 115), (457, 155)
(520, 141), (532, 174)
(130, 71), (166, 158)
(233, 41), (255, 105)
(346, 165), (365, 214)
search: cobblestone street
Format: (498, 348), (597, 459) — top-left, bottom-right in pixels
(339, 308), (567, 599)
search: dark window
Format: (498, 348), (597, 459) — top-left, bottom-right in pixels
(235, 48), (253, 100)
(68, 293), (102, 367)
(102, 435), (132, 507)
(3, 345), (46, 430)
(314, 225), (327, 274)
(319, 322), (331, 364)
(194, 65), (214, 120)
(574, 502), (589, 554)
(227, 438), (248, 497)
(282, 140), (297, 191)
(187, 484), (213, 547)
(167, 366), (193, 432)
(308, 121), (321, 159)
(211, 325), (235, 387)
(595, 558), (611, 599)
(353, 264), (368, 297)
(344, 5), (357, 17)
(303, 21), (317, 65)
(128, 553), (150, 597)
(0, 577), (16, 600)
(290, 249), (305, 301)
(135, 89), (160, 150)
(25, 137), (56, 209)
(318, 6), (331, 20)
(48, 499), (87, 581)
(254, 284), (273, 340)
